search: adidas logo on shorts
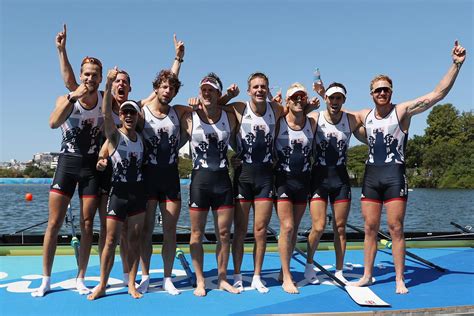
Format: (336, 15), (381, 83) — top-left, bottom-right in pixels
(312, 193), (320, 198)
(190, 202), (198, 207)
(236, 194), (244, 199)
(52, 184), (61, 190)
(280, 193), (288, 198)
(108, 210), (116, 216)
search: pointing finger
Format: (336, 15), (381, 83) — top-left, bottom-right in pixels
(174, 33), (178, 45)
(63, 23), (67, 34)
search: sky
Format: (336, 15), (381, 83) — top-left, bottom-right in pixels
(1, 0), (472, 162)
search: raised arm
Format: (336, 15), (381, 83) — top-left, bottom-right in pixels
(49, 84), (88, 128)
(103, 68), (120, 146)
(55, 24), (79, 91)
(219, 84), (240, 106)
(171, 34), (185, 76)
(399, 41), (467, 119)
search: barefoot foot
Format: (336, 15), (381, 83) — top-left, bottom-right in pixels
(218, 279), (241, 294)
(87, 285), (106, 301)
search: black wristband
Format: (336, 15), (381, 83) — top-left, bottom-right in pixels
(175, 57), (184, 63)
(67, 94), (77, 104)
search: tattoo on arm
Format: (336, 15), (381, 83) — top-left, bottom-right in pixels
(409, 99), (431, 114)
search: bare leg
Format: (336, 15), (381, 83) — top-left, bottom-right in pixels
(97, 193), (108, 261)
(77, 197), (98, 280)
(160, 200), (181, 295)
(31, 192), (70, 297)
(276, 201), (298, 294)
(350, 201), (382, 287)
(119, 218), (129, 284)
(231, 201), (251, 290)
(386, 200), (409, 294)
(213, 207), (240, 294)
(332, 201), (350, 272)
(87, 218), (122, 300)
(137, 199), (158, 293)
(305, 200), (327, 284)
(127, 212), (146, 299)
(190, 209), (208, 297)
(251, 200), (273, 293)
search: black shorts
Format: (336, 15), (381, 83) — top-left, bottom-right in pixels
(98, 159), (113, 194)
(189, 170), (233, 211)
(361, 164), (408, 203)
(274, 171), (310, 205)
(106, 182), (146, 222)
(143, 164), (181, 202)
(234, 164), (273, 202)
(310, 166), (351, 204)
(50, 153), (99, 198)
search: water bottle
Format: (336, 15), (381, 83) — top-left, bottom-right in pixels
(313, 68), (322, 84)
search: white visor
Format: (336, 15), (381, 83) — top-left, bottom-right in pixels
(325, 86), (346, 98)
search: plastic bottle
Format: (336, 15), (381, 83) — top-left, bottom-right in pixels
(313, 68), (322, 84)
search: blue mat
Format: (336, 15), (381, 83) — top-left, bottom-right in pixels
(1, 248), (473, 315)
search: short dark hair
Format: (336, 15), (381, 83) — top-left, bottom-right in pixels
(152, 69), (181, 94)
(247, 72), (269, 89)
(117, 70), (131, 85)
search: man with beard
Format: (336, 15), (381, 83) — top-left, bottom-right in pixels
(137, 68), (194, 295)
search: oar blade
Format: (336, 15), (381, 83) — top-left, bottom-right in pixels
(344, 285), (390, 307)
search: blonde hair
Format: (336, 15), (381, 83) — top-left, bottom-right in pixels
(370, 75), (393, 92)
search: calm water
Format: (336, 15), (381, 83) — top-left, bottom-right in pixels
(0, 184), (473, 235)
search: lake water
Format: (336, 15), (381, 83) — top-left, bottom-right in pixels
(0, 184), (473, 235)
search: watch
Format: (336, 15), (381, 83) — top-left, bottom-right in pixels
(67, 94), (77, 104)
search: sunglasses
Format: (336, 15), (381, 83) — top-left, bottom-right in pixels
(81, 56), (103, 69)
(372, 87), (391, 94)
(120, 109), (137, 115)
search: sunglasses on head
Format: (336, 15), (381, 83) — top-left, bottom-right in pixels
(120, 109), (137, 115)
(372, 87), (391, 94)
(81, 56), (103, 69)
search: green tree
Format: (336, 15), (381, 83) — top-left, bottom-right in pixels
(424, 103), (460, 145)
(346, 144), (367, 186)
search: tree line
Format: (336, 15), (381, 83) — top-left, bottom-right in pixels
(347, 104), (474, 188)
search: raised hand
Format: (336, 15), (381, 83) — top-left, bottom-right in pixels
(309, 97), (320, 109)
(452, 40), (467, 65)
(272, 90), (282, 104)
(226, 84), (240, 99)
(313, 81), (325, 97)
(188, 97), (202, 110)
(174, 34), (185, 60)
(106, 67), (119, 84)
(55, 24), (67, 51)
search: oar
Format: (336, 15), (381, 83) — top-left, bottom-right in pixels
(347, 223), (446, 272)
(450, 221), (472, 234)
(175, 248), (196, 287)
(266, 227), (390, 307)
(405, 232), (474, 241)
(66, 204), (80, 266)
(10, 219), (49, 235)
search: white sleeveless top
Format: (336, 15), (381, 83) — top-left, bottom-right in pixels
(142, 105), (180, 166)
(191, 111), (231, 171)
(237, 101), (276, 165)
(60, 92), (103, 156)
(314, 111), (352, 167)
(275, 116), (313, 173)
(110, 131), (144, 183)
(364, 105), (407, 165)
